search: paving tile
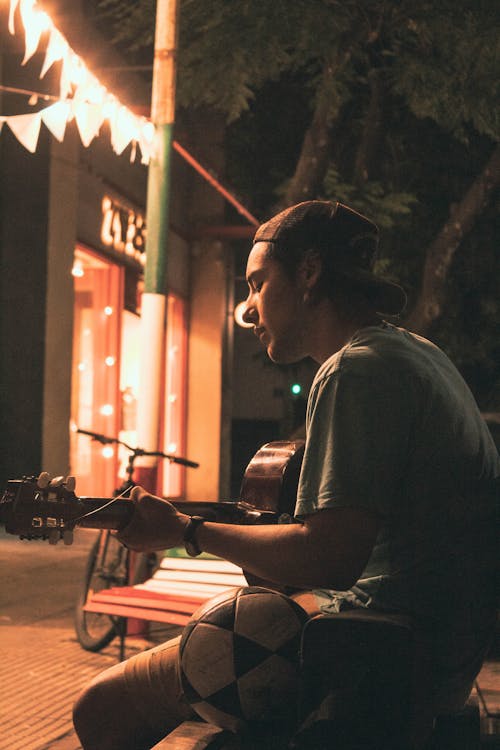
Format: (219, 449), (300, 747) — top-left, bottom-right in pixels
(0, 625), (140, 750)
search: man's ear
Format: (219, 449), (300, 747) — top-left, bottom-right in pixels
(299, 250), (322, 294)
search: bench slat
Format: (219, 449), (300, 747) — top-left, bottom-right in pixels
(87, 586), (203, 609)
(84, 600), (192, 625)
(159, 557), (243, 574)
(140, 578), (246, 596)
(151, 569), (247, 587)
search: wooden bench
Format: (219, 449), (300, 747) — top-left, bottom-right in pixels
(83, 549), (248, 658)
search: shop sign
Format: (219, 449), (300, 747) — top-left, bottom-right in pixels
(100, 195), (146, 266)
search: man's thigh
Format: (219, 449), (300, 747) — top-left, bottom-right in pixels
(123, 634), (195, 731)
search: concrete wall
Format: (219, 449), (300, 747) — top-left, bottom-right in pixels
(185, 241), (227, 501)
(0, 126), (50, 486)
(182, 110), (228, 501)
(41, 132), (79, 476)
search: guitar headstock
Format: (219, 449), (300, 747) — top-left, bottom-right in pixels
(0, 473), (82, 544)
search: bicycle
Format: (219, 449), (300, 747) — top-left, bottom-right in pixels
(73, 428), (199, 652)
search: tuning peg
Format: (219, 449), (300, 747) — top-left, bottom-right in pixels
(37, 472), (51, 489)
(64, 476), (76, 492)
(63, 529), (74, 545)
(48, 529), (60, 545)
(49, 476), (65, 488)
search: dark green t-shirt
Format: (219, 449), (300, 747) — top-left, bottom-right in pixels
(296, 323), (499, 709)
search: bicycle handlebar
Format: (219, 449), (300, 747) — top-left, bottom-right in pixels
(76, 428), (199, 468)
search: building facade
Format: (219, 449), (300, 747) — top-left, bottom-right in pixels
(0, 3), (234, 503)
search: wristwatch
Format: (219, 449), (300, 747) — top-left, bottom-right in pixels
(183, 515), (205, 557)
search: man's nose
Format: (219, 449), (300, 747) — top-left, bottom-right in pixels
(241, 297), (256, 325)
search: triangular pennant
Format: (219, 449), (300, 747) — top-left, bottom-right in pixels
(74, 102), (104, 147)
(109, 106), (137, 156)
(138, 121), (155, 164)
(22, 12), (49, 65)
(232, 632), (273, 678)
(8, 0), (20, 34)
(59, 52), (74, 100)
(40, 27), (67, 78)
(6, 112), (42, 153)
(41, 101), (71, 142)
(138, 135), (154, 165)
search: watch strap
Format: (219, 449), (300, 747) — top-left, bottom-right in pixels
(183, 515), (205, 557)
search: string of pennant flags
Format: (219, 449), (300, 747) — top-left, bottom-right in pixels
(0, 0), (156, 162)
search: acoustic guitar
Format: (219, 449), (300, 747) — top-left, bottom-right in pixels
(0, 440), (305, 547)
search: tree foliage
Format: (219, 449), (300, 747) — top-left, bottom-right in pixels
(94, 0), (500, 404)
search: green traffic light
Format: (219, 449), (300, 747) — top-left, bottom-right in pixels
(291, 383), (302, 396)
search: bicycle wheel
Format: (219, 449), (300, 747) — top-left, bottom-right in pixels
(74, 531), (129, 651)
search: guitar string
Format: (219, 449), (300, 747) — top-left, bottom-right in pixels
(70, 485), (135, 524)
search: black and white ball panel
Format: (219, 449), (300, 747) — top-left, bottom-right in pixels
(179, 586), (308, 731)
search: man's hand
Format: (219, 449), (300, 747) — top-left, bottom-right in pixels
(115, 486), (189, 552)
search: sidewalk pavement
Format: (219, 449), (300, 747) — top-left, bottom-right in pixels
(0, 622), (180, 750)
(1, 621), (499, 750)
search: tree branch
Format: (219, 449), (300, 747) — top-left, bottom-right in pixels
(404, 143), (500, 334)
(352, 68), (385, 185)
(274, 63), (336, 212)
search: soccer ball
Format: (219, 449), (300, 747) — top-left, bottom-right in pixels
(179, 586), (308, 733)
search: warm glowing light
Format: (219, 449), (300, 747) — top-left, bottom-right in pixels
(100, 404), (114, 416)
(71, 260), (84, 277)
(69, 54), (88, 87)
(6, 0), (156, 162)
(77, 362), (86, 372)
(105, 356), (116, 367)
(102, 446), (114, 459)
(142, 121), (155, 143)
(234, 301), (252, 328)
(104, 306), (113, 316)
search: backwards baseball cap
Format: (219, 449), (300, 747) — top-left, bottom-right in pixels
(253, 200), (406, 315)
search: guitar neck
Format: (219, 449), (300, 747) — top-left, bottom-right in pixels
(75, 497), (267, 532)
(76, 497), (134, 530)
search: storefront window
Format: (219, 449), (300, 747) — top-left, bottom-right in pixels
(70, 247), (122, 496)
(70, 249), (188, 499)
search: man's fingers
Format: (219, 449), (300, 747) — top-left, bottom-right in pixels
(129, 485), (148, 502)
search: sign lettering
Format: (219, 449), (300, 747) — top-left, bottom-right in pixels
(101, 196), (146, 266)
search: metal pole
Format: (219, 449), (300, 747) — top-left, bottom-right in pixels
(136, 0), (180, 491)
